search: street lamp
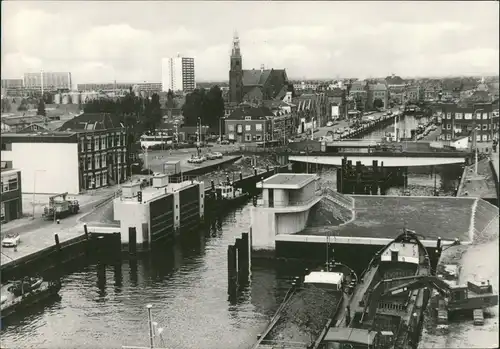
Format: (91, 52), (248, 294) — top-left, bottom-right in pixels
(146, 304), (154, 349)
(472, 108), (484, 175)
(219, 116), (226, 144)
(32, 169), (46, 219)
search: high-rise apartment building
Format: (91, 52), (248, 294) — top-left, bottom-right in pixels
(161, 56), (195, 93)
(24, 71), (72, 91)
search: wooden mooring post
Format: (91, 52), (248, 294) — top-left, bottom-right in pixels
(227, 231), (251, 297)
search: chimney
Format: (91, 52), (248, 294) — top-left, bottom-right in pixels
(260, 64), (265, 72)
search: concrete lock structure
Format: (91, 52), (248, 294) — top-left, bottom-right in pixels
(250, 173), (321, 253)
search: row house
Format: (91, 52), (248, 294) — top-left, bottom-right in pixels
(368, 83), (389, 109)
(405, 85), (423, 103)
(293, 93), (328, 127)
(349, 81), (369, 112)
(224, 106), (275, 143)
(440, 102), (495, 143)
(60, 113), (128, 189)
(389, 86), (405, 105)
(423, 85), (442, 101)
(326, 88), (346, 119)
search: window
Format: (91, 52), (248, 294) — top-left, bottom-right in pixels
(467, 125), (473, 131)
(476, 135), (481, 142)
(476, 112), (482, 119)
(446, 123), (452, 130)
(455, 113), (463, 120)
(101, 136), (106, 149)
(256, 123), (263, 131)
(485, 112), (490, 120)
(95, 138), (100, 150)
(102, 173), (108, 186)
(482, 134), (489, 142)
(256, 135), (262, 141)
(228, 124), (235, 132)
(102, 154), (107, 168)
(1, 143), (12, 151)
(245, 134), (252, 141)
(482, 124), (488, 130)
(464, 113), (472, 120)
(94, 156), (99, 169)
(446, 113), (452, 119)
(96, 173), (101, 188)
(87, 157), (92, 171)
(245, 124), (251, 131)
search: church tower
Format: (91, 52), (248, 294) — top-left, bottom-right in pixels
(229, 31), (243, 104)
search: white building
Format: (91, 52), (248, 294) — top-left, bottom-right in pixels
(24, 71), (72, 91)
(161, 55), (195, 93)
(1, 133), (80, 194)
(250, 173), (322, 252)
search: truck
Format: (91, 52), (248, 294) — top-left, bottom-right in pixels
(42, 192), (80, 220)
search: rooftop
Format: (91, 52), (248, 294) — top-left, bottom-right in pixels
(258, 173), (318, 190)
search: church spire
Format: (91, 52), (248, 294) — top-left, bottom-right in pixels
(232, 31), (241, 57)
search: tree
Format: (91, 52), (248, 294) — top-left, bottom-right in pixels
(37, 99), (46, 116)
(1, 98), (11, 113)
(17, 98), (28, 112)
(165, 89), (177, 109)
(373, 98), (384, 110)
(205, 85), (225, 128)
(182, 88), (206, 126)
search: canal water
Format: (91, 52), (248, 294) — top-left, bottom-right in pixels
(1, 115), (463, 349)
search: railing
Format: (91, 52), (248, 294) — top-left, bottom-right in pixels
(167, 174), (200, 183)
(321, 187), (354, 209)
(256, 196), (320, 208)
(257, 340), (308, 348)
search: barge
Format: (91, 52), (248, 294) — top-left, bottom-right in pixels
(1, 276), (61, 319)
(253, 261), (357, 349)
(322, 229), (432, 349)
(321, 229), (498, 349)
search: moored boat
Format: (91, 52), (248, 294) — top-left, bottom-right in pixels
(214, 181), (249, 206)
(1, 276), (61, 319)
(321, 229), (432, 349)
(252, 260), (358, 349)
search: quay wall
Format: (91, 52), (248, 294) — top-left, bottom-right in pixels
(1, 233), (90, 282)
(418, 198), (499, 349)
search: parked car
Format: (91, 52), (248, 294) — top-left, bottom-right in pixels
(220, 140), (230, 145)
(326, 121), (334, 127)
(211, 152), (223, 159)
(188, 156), (205, 164)
(2, 233), (21, 248)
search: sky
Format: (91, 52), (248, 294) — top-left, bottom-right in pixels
(1, 1), (499, 85)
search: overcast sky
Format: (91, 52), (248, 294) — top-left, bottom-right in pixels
(2, 1), (499, 84)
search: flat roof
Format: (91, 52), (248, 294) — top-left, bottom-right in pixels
(1, 132), (78, 144)
(257, 173), (318, 190)
(1, 168), (20, 176)
(323, 328), (377, 345)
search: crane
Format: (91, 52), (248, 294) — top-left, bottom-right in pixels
(362, 274), (498, 322)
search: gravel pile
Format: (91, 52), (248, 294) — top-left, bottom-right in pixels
(267, 286), (341, 345)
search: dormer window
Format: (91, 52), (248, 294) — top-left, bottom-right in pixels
(245, 116), (251, 121)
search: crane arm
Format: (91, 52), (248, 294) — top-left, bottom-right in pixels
(362, 275), (451, 322)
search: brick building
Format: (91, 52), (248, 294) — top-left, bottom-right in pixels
(224, 106), (275, 143)
(1, 168), (22, 223)
(441, 102), (494, 143)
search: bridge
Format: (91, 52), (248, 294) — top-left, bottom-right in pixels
(288, 151), (469, 167)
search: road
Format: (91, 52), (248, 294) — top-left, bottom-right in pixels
(139, 144), (240, 174)
(314, 108), (401, 139)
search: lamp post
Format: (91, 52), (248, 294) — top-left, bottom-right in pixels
(32, 169), (46, 219)
(472, 108), (484, 175)
(219, 116), (226, 144)
(146, 304), (154, 349)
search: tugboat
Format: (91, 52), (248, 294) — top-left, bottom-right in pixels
(1, 276), (61, 319)
(252, 254), (358, 349)
(214, 179), (249, 206)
